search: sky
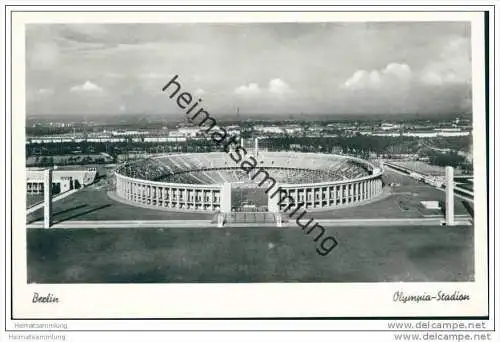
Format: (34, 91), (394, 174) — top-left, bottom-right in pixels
(26, 22), (472, 117)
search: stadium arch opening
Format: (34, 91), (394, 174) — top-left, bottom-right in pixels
(113, 152), (384, 214)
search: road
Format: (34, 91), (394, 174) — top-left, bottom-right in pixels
(26, 216), (472, 229)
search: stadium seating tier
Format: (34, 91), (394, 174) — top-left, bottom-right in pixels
(116, 152), (372, 185)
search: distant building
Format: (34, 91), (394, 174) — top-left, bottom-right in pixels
(168, 131), (184, 138)
(307, 125), (324, 132)
(111, 130), (148, 136)
(331, 146), (343, 154)
(403, 131), (470, 137)
(177, 127), (200, 137)
(254, 126), (284, 134)
(381, 123), (401, 130)
(144, 137), (187, 142)
(283, 125), (303, 134)
(226, 125), (241, 136)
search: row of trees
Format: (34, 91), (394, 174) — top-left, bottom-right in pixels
(26, 139), (219, 158)
(26, 135), (473, 172)
(423, 150), (473, 174)
(26, 136), (422, 159)
(28, 135), (473, 158)
(28, 156), (110, 167)
(428, 136), (472, 152)
(264, 136), (421, 155)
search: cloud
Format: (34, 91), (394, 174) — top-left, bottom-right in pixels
(25, 23), (471, 116)
(420, 38), (471, 86)
(140, 72), (165, 79)
(384, 63), (413, 81)
(27, 42), (60, 70)
(269, 78), (292, 95)
(343, 70), (380, 90)
(195, 88), (206, 96)
(234, 82), (261, 96)
(37, 88), (54, 95)
(342, 62), (412, 90)
(105, 72), (125, 79)
(235, 79), (293, 97)
(70, 81), (103, 92)
(342, 38), (471, 93)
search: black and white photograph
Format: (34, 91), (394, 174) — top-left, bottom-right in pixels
(24, 21), (476, 283)
(4, 6), (496, 331)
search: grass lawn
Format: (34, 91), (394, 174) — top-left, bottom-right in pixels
(27, 194), (44, 208)
(27, 187), (213, 223)
(27, 224), (474, 283)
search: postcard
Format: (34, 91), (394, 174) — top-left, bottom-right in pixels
(3, 6), (496, 333)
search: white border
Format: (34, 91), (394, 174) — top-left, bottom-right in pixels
(2, 5), (496, 332)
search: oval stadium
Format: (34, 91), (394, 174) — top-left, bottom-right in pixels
(114, 151), (384, 213)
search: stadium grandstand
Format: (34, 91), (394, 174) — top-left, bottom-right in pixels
(117, 152), (371, 185)
(114, 152), (384, 213)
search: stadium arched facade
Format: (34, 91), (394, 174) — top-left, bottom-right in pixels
(114, 152), (384, 213)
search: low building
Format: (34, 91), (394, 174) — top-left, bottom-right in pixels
(26, 168), (98, 194)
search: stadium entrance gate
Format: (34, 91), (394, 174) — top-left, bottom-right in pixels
(231, 183), (268, 212)
(225, 182), (282, 225)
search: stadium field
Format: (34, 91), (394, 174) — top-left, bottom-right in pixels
(27, 224), (474, 283)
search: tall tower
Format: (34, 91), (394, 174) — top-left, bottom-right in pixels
(268, 185), (280, 213)
(220, 182), (232, 214)
(445, 166), (455, 226)
(43, 169), (52, 228)
(254, 137), (259, 156)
